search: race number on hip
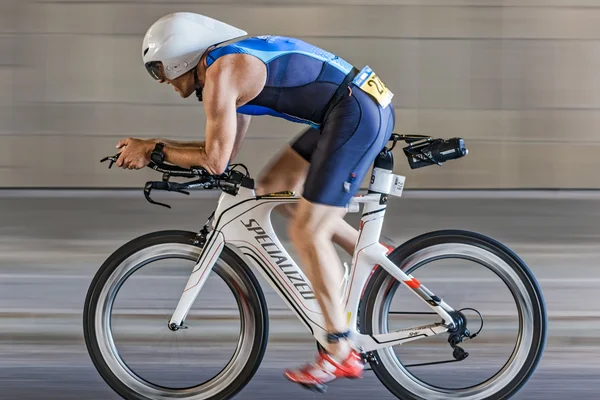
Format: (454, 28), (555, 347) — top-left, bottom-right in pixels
(353, 65), (394, 108)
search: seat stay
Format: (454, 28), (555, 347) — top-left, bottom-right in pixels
(343, 198), (456, 351)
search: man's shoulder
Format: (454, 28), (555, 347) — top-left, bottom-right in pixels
(233, 35), (317, 51)
(205, 46), (267, 93)
(207, 50), (263, 75)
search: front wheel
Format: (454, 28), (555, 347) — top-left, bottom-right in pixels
(83, 230), (269, 400)
(360, 230), (547, 400)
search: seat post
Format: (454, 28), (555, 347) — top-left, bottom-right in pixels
(368, 148), (394, 195)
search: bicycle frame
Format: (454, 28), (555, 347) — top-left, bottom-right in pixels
(168, 154), (459, 353)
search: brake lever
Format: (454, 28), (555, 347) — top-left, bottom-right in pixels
(100, 153), (121, 169)
(144, 182), (171, 209)
(102, 152), (194, 208)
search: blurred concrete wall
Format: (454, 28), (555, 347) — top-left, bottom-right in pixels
(2, 0), (598, 188)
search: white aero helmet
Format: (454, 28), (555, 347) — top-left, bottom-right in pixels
(142, 12), (247, 81)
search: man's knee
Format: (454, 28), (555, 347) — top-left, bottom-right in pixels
(256, 146), (309, 195)
(255, 170), (279, 194)
(288, 208), (335, 247)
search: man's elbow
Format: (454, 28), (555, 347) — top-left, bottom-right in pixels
(206, 159), (228, 175)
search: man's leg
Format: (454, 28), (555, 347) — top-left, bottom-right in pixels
(283, 197), (364, 390)
(288, 199), (350, 354)
(256, 144), (359, 255)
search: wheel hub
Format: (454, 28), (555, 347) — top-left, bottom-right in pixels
(167, 321), (188, 331)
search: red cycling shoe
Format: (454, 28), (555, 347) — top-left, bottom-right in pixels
(283, 347), (365, 393)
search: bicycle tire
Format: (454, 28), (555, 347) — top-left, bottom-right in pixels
(83, 230), (269, 400)
(360, 229), (547, 400)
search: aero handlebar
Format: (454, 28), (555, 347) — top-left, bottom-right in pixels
(99, 133), (467, 208)
(100, 153), (249, 209)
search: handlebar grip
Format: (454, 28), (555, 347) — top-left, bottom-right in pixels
(147, 181), (189, 194)
(143, 180), (190, 209)
(148, 181), (168, 191)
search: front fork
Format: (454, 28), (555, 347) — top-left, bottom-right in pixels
(168, 228), (225, 330)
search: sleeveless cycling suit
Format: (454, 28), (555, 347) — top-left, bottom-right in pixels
(206, 35), (396, 207)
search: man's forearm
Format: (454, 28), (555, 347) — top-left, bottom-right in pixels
(150, 138), (205, 150)
(162, 145), (226, 175)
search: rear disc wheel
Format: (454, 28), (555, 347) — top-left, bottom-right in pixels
(361, 230), (547, 400)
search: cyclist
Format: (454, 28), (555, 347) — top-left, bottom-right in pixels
(115, 12), (396, 392)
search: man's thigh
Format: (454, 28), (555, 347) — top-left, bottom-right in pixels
(256, 127), (319, 196)
(302, 87), (395, 207)
(292, 198), (346, 234)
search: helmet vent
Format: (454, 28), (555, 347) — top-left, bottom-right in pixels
(143, 47), (149, 56)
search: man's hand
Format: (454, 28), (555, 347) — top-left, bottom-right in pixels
(115, 138), (154, 170)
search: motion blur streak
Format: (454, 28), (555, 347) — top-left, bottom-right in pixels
(1, 0), (600, 398)
(2, 1), (600, 188)
(0, 191), (598, 399)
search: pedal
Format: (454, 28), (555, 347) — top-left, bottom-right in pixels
(299, 382), (327, 394)
(362, 351), (379, 366)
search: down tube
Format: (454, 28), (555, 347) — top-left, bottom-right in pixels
(221, 201), (328, 341)
(168, 230), (225, 328)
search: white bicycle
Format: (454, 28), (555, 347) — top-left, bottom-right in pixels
(84, 133), (547, 400)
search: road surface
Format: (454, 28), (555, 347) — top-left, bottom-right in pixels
(0, 189), (599, 399)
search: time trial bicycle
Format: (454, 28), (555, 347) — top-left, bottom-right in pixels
(83, 133), (547, 400)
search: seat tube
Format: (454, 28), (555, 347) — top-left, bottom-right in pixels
(354, 148), (396, 253)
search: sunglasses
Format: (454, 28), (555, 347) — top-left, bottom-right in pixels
(145, 61), (165, 81)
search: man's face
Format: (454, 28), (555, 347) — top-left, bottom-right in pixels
(147, 62), (197, 99)
(161, 71), (196, 98)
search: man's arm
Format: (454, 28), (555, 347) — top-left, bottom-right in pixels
(149, 139), (205, 150)
(231, 113), (251, 161)
(160, 55), (264, 174)
(149, 114), (248, 165)
(159, 84), (238, 173)
(150, 113), (249, 157)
